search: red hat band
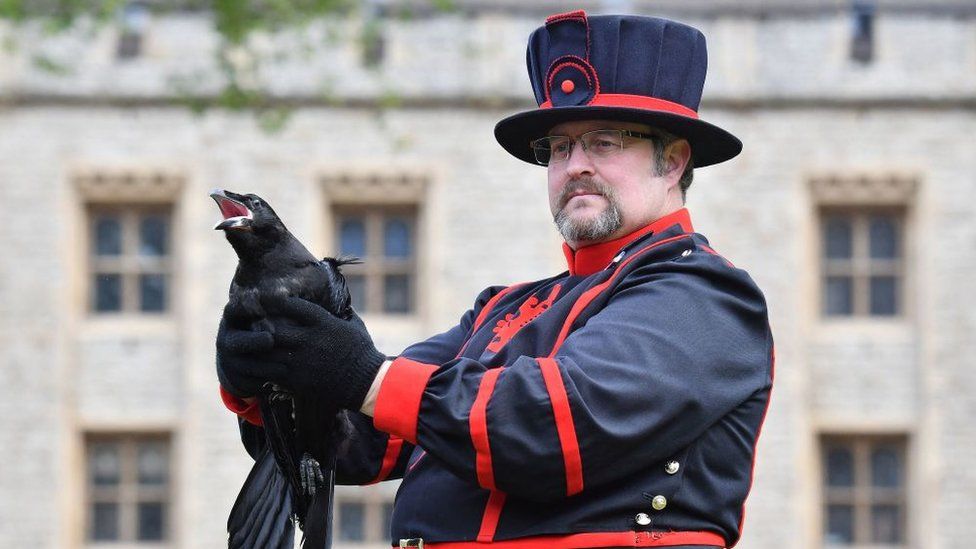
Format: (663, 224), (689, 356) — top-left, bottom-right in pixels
(539, 94), (700, 120)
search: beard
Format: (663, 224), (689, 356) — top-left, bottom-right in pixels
(553, 178), (622, 243)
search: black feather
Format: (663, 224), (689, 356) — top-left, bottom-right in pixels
(213, 189), (353, 549)
(228, 447), (293, 549)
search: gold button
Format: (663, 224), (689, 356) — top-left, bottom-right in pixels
(651, 495), (667, 511)
(665, 460), (680, 475)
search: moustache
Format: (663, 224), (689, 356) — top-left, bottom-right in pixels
(557, 179), (614, 210)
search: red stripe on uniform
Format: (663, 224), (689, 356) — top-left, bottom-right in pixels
(476, 490), (507, 542)
(548, 235), (693, 356)
(545, 9), (586, 26)
(537, 358), (584, 496)
(405, 530), (726, 548)
(373, 357), (439, 444)
(366, 436), (404, 484)
(472, 285), (526, 334)
(470, 367), (504, 490)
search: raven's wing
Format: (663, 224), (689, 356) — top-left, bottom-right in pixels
(315, 257), (358, 319)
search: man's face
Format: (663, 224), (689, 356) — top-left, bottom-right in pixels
(546, 119), (682, 249)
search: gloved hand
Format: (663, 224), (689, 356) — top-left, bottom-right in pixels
(262, 295), (387, 410)
(215, 301), (288, 398)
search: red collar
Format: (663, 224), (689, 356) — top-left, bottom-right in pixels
(561, 208), (694, 276)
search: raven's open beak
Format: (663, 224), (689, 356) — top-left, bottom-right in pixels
(210, 189), (253, 230)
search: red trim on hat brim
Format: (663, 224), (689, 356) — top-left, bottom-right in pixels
(540, 93), (699, 119)
(494, 103), (742, 168)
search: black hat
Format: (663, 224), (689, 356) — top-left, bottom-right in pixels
(494, 11), (741, 168)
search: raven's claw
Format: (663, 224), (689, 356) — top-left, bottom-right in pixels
(300, 453), (323, 496)
(267, 386), (293, 402)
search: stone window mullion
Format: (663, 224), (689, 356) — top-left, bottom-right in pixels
(367, 210), (386, 312)
(852, 215), (870, 316)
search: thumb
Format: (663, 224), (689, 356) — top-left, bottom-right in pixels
(218, 321), (274, 353)
(262, 295), (333, 326)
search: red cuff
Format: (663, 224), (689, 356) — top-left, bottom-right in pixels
(373, 357), (438, 444)
(219, 386), (263, 426)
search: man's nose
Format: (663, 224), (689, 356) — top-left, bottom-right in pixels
(563, 140), (595, 178)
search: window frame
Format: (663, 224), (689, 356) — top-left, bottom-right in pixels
(820, 433), (909, 547)
(333, 205), (418, 316)
(818, 206), (906, 319)
(87, 204), (173, 316)
(84, 432), (173, 545)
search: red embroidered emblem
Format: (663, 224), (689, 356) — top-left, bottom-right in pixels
(487, 284), (562, 353)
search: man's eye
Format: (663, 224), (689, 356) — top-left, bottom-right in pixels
(591, 138), (618, 150)
(551, 140), (572, 154)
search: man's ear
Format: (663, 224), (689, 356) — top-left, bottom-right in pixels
(665, 139), (692, 177)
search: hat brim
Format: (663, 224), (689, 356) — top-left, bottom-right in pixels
(494, 106), (742, 168)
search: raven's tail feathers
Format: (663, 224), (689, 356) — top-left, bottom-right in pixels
(228, 446), (295, 549)
(261, 393), (306, 519)
(301, 462), (335, 549)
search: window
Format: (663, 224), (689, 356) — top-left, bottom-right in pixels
(820, 209), (904, 317)
(850, 2), (875, 63)
(89, 205), (173, 314)
(323, 170), (428, 316)
(117, 2), (149, 59)
(85, 433), (171, 543)
(334, 498), (395, 544)
(339, 501), (366, 541)
(334, 206), (417, 314)
(822, 435), (907, 545)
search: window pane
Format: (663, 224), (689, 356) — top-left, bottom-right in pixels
(824, 276), (853, 316)
(871, 446), (901, 487)
(339, 502), (365, 541)
(347, 275), (366, 313)
(137, 502), (165, 541)
(870, 276), (897, 316)
(138, 442), (168, 485)
(825, 504), (854, 544)
(384, 218), (412, 258)
(871, 504), (902, 543)
(140, 215), (169, 256)
(384, 274), (411, 313)
(826, 447), (854, 487)
(94, 274), (123, 312)
(90, 443), (120, 486)
(869, 216), (899, 259)
(91, 502), (119, 541)
(824, 217), (853, 259)
(140, 274), (167, 312)
(94, 216), (122, 256)
(339, 218), (367, 257)
(869, 276), (897, 316)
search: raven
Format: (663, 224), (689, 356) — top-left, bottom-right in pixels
(212, 188), (353, 549)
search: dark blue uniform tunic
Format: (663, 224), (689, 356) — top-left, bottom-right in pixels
(326, 208), (774, 548)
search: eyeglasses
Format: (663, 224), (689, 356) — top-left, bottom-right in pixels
(530, 129), (657, 166)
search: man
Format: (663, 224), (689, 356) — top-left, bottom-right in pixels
(218, 11), (772, 549)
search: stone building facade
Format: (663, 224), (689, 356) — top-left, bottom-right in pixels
(1, 1), (974, 547)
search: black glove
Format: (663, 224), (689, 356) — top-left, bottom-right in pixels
(262, 295), (387, 410)
(215, 301), (288, 398)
